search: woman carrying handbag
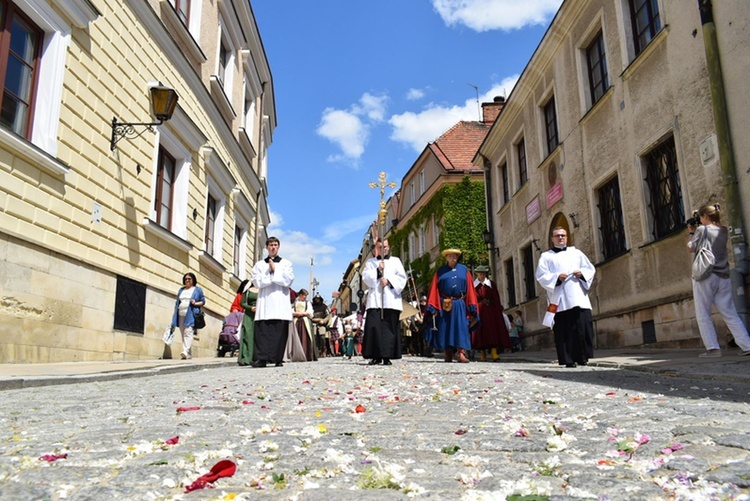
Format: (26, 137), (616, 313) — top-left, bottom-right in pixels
(687, 203), (750, 357)
(171, 272), (206, 359)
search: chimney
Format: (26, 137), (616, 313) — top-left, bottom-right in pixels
(481, 96), (505, 124)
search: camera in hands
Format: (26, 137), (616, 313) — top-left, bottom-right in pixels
(686, 210), (701, 227)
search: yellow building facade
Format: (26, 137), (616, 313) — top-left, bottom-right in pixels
(0, 0), (274, 362)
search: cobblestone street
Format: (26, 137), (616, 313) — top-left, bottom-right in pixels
(1, 357), (749, 500)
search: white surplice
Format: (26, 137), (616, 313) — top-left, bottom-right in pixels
(251, 257), (294, 321)
(535, 247), (596, 322)
(363, 256), (407, 310)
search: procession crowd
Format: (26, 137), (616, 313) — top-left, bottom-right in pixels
(168, 202), (750, 367)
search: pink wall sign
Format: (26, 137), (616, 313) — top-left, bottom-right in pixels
(526, 196), (541, 224)
(546, 182), (563, 208)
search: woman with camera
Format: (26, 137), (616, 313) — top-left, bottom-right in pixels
(687, 203), (750, 357)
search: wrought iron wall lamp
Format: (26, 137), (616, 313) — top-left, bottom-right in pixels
(110, 86), (179, 151)
(482, 229), (499, 256)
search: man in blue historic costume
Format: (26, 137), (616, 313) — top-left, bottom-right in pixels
(535, 227), (596, 367)
(362, 238), (407, 366)
(426, 248), (479, 363)
(250, 236), (294, 367)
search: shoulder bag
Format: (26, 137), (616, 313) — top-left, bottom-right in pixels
(193, 308), (206, 330)
(691, 228), (715, 281)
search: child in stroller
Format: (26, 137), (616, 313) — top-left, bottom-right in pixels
(217, 310), (242, 357)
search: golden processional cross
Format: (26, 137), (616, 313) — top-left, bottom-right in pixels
(369, 171), (397, 318)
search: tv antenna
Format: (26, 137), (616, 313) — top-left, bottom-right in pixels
(468, 83), (480, 121)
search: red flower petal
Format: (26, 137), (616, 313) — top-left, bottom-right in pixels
(355, 404), (366, 413)
(185, 459), (237, 492)
(39, 453), (67, 462)
(165, 436), (179, 445)
(176, 406), (201, 412)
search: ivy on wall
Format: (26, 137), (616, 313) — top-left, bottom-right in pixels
(389, 176), (487, 295)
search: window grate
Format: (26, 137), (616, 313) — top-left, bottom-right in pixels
(114, 275), (146, 334)
(505, 258), (516, 307)
(645, 137), (684, 240)
(597, 176), (626, 259)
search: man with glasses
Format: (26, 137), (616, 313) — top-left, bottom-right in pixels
(535, 227), (596, 368)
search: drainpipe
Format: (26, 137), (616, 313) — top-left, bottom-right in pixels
(698, 0), (749, 325)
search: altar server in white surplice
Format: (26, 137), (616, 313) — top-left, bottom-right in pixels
(535, 226), (596, 368)
(362, 238), (407, 366)
(250, 236), (294, 368)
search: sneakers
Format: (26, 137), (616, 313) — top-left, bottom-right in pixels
(740, 350), (750, 356)
(180, 352), (192, 360)
(698, 350), (722, 358)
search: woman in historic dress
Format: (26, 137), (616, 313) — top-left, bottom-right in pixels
(293, 289), (317, 361)
(230, 279), (249, 313)
(237, 283), (258, 366)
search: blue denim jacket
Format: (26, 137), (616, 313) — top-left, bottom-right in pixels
(171, 286), (206, 327)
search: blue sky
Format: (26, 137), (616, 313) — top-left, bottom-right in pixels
(252, 0), (562, 302)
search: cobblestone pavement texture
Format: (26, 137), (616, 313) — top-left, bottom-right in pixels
(1, 353), (750, 500)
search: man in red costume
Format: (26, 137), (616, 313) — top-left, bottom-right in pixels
(472, 264), (510, 361)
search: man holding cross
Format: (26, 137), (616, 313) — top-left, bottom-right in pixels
(361, 238), (407, 366)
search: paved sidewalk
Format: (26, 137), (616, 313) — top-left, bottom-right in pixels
(1, 347), (749, 390)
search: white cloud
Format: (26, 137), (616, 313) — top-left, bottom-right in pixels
(389, 77), (518, 152)
(406, 88), (426, 101)
(316, 92), (388, 163)
(322, 214), (377, 242)
(352, 92), (388, 122)
(431, 0), (562, 32)
(317, 108), (367, 159)
(268, 209), (284, 229)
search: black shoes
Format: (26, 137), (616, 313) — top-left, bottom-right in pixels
(565, 363), (577, 368)
(368, 359), (382, 365)
(275, 362), (283, 367)
(252, 360), (267, 368)
(382, 359), (392, 366)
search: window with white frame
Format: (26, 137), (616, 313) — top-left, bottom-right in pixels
(216, 18), (235, 92)
(0, 0), (82, 158)
(233, 190), (254, 279)
(418, 226), (425, 256)
(202, 147), (235, 264)
(233, 225), (242, 276)
(150, 131), (191, 240)
(409, 233), (415, 262)
(243, 76), (256, 140)
(432, 216), (439, 247)
(419, 170), (425, 195)
(410, 181), (415, 206)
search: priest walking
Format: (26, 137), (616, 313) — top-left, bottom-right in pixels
(535, 227), (596, 367)
(362, 238), (407, 366)
(250, 236), (294, 367)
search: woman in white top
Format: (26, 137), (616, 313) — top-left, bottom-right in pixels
(170, 272), (206, 359)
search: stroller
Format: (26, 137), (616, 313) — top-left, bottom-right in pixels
(217, 311), (242, 357)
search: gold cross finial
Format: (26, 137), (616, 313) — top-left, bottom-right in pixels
(369, 171), (396, 225)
